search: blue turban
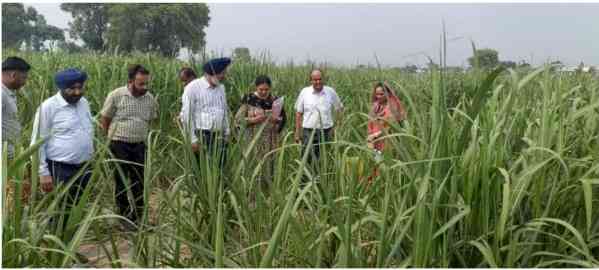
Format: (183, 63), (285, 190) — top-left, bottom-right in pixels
(55, 68), (87, 90)
(203, 57), (231, 75)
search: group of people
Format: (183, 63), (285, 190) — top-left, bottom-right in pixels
(2, 55), (406, 232)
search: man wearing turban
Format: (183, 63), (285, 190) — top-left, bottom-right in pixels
(180, 57), (232, 171)
(31, 68), (94, 238)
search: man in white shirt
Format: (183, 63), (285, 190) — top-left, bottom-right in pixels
(180, 57), (231, 169)
(294, 69), (344, 172)
(31, 68), (93, 230)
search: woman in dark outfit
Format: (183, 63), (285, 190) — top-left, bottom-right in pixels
(235, 75), (286, 185)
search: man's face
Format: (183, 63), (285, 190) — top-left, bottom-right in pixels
(180, 72), (194, 87)
(61, 82), (85, 104)
(129, 73), (150, 96)
(310, 71), (323, 91)
(5, 70), (28, 90)
(208, 71), (226, 86)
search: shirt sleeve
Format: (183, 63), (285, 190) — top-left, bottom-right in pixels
(31, 104), (52, 176)
(85, 100), (95, 147)
(100, 91), (116, 118)
(223, 90), (230, 137)
(152, 98), (159, 120)
(294, 91), (304, 112)
(180, 87), (198, 143)
(332, 90), (343, 110)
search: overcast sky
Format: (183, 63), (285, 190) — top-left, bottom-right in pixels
(25, 2), (599, 67)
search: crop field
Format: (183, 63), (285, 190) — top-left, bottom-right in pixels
(2, 49), (599, 267)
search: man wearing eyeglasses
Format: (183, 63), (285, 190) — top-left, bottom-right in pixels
(31, 68), (93, 230)
(100, 64), (157, 231)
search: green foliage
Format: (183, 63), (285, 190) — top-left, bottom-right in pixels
(233, 47), (251, 62)
(2, 3), (65, 51)
(2, 50), (599, 267)
(60, 3), (210, 56)
(60, 3), (109, 51)
(468, 48), (500, 69)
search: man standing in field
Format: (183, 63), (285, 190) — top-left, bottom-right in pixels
(180, 57), (232, 170)
(100, 64), (158, 231)
(294, 69), (344, 174)
(32, 68), (93, 231)
(3, 57), (32, 204)
(2, 57), (31, 160)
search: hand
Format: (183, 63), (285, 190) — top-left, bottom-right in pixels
(269, 116), (281, 124)
(254, 114), (267, 123)
(367, 133), (377, 143)
(191, 143), (200, 153)
(367, 131), (382, 143)
(40, 175), (53, 193)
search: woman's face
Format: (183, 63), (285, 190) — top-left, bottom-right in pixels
(256, 83), (270, 98)
(374, 87), (386, 103)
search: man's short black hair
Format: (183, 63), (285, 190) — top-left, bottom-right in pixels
(180, 67), (197, 79)
(2, 57), (31, 72)
(128, 64), (150, 80)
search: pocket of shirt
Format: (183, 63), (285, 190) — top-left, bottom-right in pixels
(52, 111), (77, 133)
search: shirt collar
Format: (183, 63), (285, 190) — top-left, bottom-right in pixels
(55, 92), (73, 107)
(125, 85), (148, 98)
(2, 83), (17, 97)
(200, 76), (218, 89)
(125, 85), (134, 97)
(311, 86), (325, 95)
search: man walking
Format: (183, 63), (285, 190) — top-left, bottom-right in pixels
(2, 57), (31, 159)
(294, 69), (344, 174)
(180, 57), (232, 170)
(100, 64), (157, 230)
(32, 68), (93, 231)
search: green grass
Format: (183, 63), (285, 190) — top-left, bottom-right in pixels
(2, 49), (599, 267)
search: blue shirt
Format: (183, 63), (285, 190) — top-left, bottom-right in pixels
(31, 92), (94, 176)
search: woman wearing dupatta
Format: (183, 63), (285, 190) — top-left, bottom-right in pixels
(235, 75), (287, 184)
(366, 82), (406, 182)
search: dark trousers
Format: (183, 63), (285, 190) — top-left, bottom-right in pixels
(109, 140), (145, 224)
(194, 130), (227, 170)
(47, 159), (91, 231)
(301, 128), (332, 174)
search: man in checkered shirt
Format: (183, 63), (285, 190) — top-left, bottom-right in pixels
(100, 64), (158, 231)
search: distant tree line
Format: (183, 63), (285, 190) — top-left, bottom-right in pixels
(2, 3), (211, 57)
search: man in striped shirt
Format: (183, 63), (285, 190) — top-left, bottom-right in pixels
(180, 57), (231, 170)
(100, 64), (157, 230)
(2, 57), (31, 160)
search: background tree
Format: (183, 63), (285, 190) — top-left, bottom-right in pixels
(105, 3), (210, 57)
(2, 3), (65, 51)
(2, 3), (30, 49)
(60, 3), (109, 51)
(499, 60), (517, 69)
(233, 47), (251, 62)
(25, 7), (65, 51)
(467, 48), (499, 69)
(517, 60), (531, 69)
(400, 63), (419, 73)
